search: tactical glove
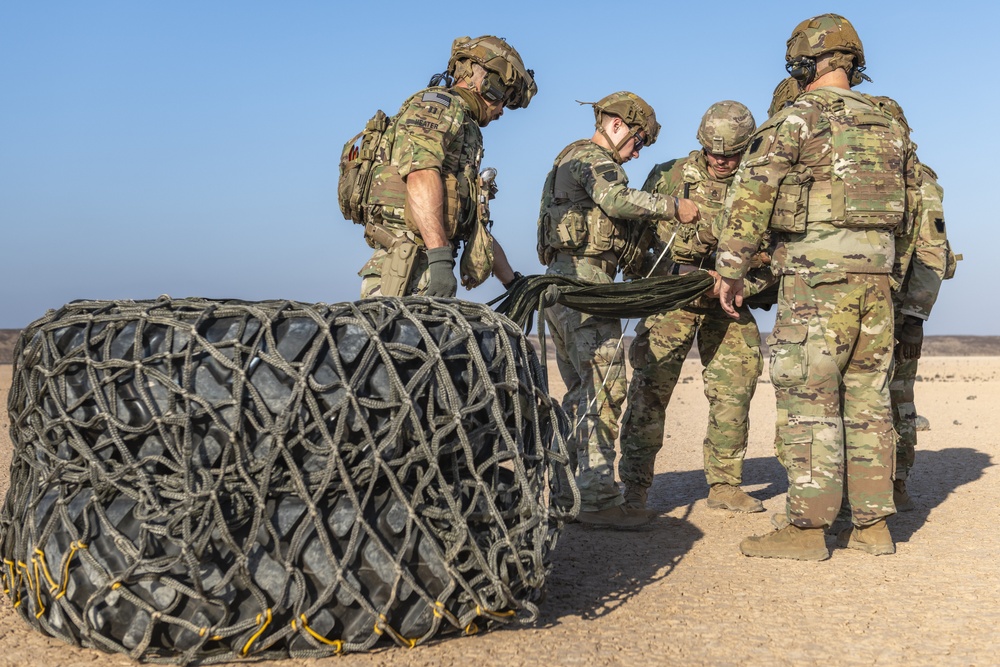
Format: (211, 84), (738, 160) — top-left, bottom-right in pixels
(425, 246), (457, 297)
(897, 316), (924, 361)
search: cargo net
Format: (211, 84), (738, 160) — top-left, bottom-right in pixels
(0, 296), (577, 664)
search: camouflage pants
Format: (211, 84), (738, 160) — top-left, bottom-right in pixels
(545, 302), (627, 513)
(619, 303), (762, 491)
(358, 247), (432, 298)
(890, 321), (918, 480)
(769, 273), (895, 528)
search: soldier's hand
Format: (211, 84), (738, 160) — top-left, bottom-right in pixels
(425, 246), (457, 297)
(897, 317), (924, 360)
(718, 276), (743, 319)
(706, 270), (722, 298)
(675, 198), (701, 225)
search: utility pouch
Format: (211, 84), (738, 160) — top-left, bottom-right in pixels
(338, 110), (391, 224)
(460, 218), (495, 289)
(770, 166), (812, 233)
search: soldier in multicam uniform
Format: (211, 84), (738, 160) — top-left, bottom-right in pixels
(870, 96), (959, 511)
(357, 36), (535, 298)
(716, 14), (919, 560)
(537, 92), (700, 528)
(618, 101), (768, 514)
(768, 77), (802, 118)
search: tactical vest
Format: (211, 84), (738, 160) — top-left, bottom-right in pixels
(670, 152), (729, 264)
(536, 140), (637, 268)
(770, 90), (908, 235)
(365, 88), (484, 244)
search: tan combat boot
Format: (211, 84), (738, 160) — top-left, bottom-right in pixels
(576, 505), (654, 530)
(836, 519), (895, 555)
(623, 484), (648, 510)
(740, 524), (829, 561)
(893, 479), (915, 512)
(707, 484), (765, 513)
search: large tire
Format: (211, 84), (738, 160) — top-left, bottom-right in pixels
(0, 296), (577, 663)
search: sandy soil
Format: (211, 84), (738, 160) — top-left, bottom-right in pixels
(1, 355), (998, 667)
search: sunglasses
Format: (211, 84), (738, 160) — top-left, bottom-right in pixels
(631, 129), (646, 152)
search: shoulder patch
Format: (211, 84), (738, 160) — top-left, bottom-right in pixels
(934, 218), (945, 233)
(421, 91), (452, 107)
(748, 136), (764, 156)
(596, 164), (618, 182)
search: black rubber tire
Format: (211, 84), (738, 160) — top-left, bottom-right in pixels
(0, 297), (575, 663)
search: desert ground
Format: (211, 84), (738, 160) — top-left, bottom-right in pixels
(1, 341), (998, 667)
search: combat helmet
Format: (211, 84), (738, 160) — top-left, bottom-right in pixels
(786, 13), (869, 87)
(696, 101), (756, 156)
(585, 91), (660, 163)
(447, 35), (537, 109)
(768, 77), (802, 117)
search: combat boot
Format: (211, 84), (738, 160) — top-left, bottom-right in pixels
(576, 505), (654, 530)
(623, 484), (648, 510)
(836, 519), (895, 555)
(893, 478), (915, 512)
(740, 524), (829, 561)
(707, 484), (764, 513)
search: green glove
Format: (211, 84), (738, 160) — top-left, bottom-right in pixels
(425, 246), (457, 297)
(897, 316), (924, 361)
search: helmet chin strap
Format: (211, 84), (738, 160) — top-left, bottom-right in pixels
(597, 115), (633, 164)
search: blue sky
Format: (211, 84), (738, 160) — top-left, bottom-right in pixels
(1, 1), (993, 334)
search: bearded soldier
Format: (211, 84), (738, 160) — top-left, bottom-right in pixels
(870, 96), (959, 512)
(355, 36), (535, 298)
(537, 92), (700, 528)
(618, 101), (768, 514)
(717, 14), (919, 560)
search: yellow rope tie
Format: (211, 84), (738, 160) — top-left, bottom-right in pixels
(373, 613), (416, 648)
(5, 560), (20, 608)
(432, 600), (461, 627)
(2, 559), (15, 596)
(293, 614), (344, 652)
(32, 549), (59, 593)
(56, 541), (87, 600)
(464, 621), (479, 636)
(241, 608), (272, 656)
(475, 604), (516, 621)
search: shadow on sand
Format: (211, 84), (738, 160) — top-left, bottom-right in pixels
(891, 447), (993, 542)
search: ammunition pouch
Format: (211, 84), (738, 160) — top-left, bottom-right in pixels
(770, 166), (813, 233)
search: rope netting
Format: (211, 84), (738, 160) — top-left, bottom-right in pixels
(0, 296), (577, 664)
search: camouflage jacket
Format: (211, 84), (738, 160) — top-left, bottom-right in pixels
(367, 87), (483, 242)
(893, 163), (956, 319)
(716, 87), (918, 281)
(537, 140), (677, 272)
(639, 151), (775, 298)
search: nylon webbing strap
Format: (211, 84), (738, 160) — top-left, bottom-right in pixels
(489, 271), (716, 332)
(0, 296), (578, 663)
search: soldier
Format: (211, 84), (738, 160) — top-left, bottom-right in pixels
(618, 101), (768, 514)
(356, 36), (535, 298)
(537, 91), (700, 528)
(768, 77), (802, 118)
(716, 14), (919, 560)
(871, 96), (959, 511)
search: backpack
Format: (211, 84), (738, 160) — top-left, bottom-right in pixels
(338, 110), (391, 224)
